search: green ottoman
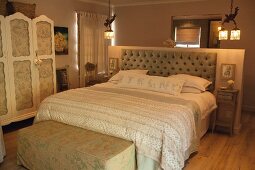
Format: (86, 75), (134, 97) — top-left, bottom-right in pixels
(17, 121), (135, 170)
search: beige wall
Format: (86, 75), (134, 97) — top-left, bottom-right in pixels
(13, 0), (108, 89)
(114, 0), (255, 111)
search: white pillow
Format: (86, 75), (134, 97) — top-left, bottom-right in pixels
(181, 87), (203, 93)
(117, 74), (185, 96)
(109, 70), (148, 84)
(171, 74), (211, 91)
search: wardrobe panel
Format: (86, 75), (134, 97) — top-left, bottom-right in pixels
(39, 59), (54, 102)
(36, 21), (52, 55)
(0, 21), (2, 58)
(13, 60), (33, 111)
(10, 19), (30, 57)
(0, 62), (7, 115)
(33, 15), (56, 104)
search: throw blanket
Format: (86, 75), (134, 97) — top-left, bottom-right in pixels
(35, 86), (201, 170)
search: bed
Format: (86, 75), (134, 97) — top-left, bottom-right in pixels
(33, 49), (217, 170)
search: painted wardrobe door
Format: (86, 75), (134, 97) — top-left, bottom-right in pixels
(32, 15), (56, 104)
(0, 15), (11, 121)
(5, 13), (37, 119)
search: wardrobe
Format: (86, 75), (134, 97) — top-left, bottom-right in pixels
(0, 12), (56, 125)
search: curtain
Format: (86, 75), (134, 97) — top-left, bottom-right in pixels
(78, 12), (108, 87)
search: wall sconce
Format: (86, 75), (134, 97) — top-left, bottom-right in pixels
(219, 0), (240, 40)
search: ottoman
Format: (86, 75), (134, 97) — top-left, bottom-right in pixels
(17, 121), (135, 170)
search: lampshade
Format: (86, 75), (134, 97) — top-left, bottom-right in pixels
(230, 28), (241, 40)
(219, 28), (228, 40)
(217, 26), (222, 31)
(104, 30), (114, 39)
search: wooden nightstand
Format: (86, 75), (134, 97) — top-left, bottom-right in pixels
(85, 76), (109, 87)
(213, 89), (239, 135)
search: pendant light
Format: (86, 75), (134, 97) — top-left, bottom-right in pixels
(219, 0), (240, 40)
(104, 0), (116, 39)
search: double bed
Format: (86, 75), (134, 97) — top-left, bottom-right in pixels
(22, 49), (218, 170)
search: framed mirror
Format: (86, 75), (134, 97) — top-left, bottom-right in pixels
(172, 14), (222, 48)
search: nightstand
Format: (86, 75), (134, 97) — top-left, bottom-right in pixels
(85, 75), (109, 87)
(213, 89), (239, 135)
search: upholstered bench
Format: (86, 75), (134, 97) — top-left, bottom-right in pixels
(17, 121), (135, 170)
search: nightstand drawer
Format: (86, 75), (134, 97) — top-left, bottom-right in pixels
(217, 107), (235, 121)
(217, 93), (233, 101)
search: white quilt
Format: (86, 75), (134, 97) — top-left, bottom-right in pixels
(35, 85), (207, 170)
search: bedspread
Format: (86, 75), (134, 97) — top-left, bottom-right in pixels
(34, 86), (201, 170)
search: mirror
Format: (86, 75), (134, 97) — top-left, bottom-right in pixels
(171, 15), (222, 48)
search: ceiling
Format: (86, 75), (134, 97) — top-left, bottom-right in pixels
(79, 0), (208, 7)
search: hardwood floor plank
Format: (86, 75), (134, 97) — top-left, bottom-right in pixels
(0, 112), (254, 170)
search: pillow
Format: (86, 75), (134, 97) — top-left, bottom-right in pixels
(109, 70), (148, 84)
(117, 74), (185, 96)
(171, 74), (211, 91)
(181, 87), (203, 94)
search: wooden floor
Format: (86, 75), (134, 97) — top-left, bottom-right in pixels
(0, 112), (255, 170)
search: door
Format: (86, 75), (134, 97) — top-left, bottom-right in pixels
(5, 12), (37, 122)
(32, 15), (56, 105)
(0, 15), (12, 124)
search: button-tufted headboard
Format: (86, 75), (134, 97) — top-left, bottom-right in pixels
(121, 49), (217, 91)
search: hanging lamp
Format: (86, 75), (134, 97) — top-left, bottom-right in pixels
(104, 0), (116, 39)
(219, 0), (240, 40)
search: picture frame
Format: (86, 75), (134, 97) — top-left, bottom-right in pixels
(54, 27), (68, 55)
(109, 58), (119, 70)
(221, 64), (236, 80)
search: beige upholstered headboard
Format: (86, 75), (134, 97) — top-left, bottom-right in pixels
(121, 49), (217, 91)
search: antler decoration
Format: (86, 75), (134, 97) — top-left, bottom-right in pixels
(222, 0), (239, 27)
(104, 14), (116, 30)
(104, 0), (116, 30)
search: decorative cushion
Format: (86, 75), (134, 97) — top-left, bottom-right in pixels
(171, 74), (211, 91)
(109, 69), (148, 84)
(0, 0), (7, 16)
(6, 2), (36, 18)
(117, 74), (185, 96)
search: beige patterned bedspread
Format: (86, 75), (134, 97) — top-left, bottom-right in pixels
(35, 86), (201, 170)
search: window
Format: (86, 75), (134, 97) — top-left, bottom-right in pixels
(174, 27), (201, 48)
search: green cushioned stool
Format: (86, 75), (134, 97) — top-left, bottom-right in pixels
(17, 121), (135, 170)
